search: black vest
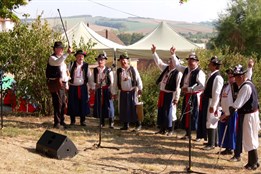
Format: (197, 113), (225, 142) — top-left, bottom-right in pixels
(45, 54), (61, 78)
(237, 80), (259, 114)
(180, 67), (200, 88)
(204, 71), (220, 99)
(156, 66), (179, 92)
(117, 66), (137, 90)
(93, 67), (111, 86)
(68, 61), (89, 84)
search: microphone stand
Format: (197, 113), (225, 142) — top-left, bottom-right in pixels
(186, 88), (204, 174)
(85, 74), (119, 151)
(174, 86), (204, 174)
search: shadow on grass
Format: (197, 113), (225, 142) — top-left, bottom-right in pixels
(1, 116), (248, 173)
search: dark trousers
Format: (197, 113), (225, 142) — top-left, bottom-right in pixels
(51, 87), (66, 125)
(234, 114), (244, 157)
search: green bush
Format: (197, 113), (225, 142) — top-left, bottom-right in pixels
(140, 66), (160, 126)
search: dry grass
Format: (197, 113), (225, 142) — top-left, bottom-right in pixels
(0, 115), (260, 174)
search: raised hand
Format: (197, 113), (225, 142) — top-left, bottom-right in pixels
(170, 46), (176, 55)
(248, 58), (254, 68)
(151, 44), (156, 53)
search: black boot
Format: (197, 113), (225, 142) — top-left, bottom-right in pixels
(203, 129), (215, 150)
(120, 122), (129, 130)
(172, 121), (175, 133)
(135, 121), (142, 131)
(247, 149), (260, 170)
(214, 128), (218, 147)
(244, 150), (254, 170)
(167, 121), (175, 136)
(109, 118), (114, 129)
(253, 149), (260, 169)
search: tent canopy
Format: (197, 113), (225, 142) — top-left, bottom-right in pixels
(118, 21), (199, 59)
(62, 21), (125, 57)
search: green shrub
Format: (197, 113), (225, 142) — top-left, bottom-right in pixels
(140, 66), (160, 126)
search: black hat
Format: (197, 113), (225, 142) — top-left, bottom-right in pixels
(53, 41), (64, 48)
(118, 53), (129, 61)
(74, 50), (87, 57)
(95, 54), (107, 60)
(186, 53), (199, 61)
(233, 64), (247, 76)
(225, 68), (233, 74)
(210, 56), (222, 65)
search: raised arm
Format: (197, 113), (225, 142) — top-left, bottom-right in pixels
(170, 46), (186, 73)
(151, 44), (167, 71)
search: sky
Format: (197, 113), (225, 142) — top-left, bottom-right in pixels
(15, 0), (231, 23)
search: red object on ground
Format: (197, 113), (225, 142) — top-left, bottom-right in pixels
(89, 91), (95, 108)
(17, 97), (37, 113)
(3, 89), (17, 111)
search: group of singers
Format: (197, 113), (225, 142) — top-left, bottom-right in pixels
(47, 41), (259, 171)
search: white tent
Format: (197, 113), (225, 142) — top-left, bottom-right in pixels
(62, 21), (125, 57)
(118, 21), (199, 59)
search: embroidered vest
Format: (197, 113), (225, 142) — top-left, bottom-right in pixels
(68, 61), (89, 84)
(156, 66), (179, 92)
(180, 67), (200, 88)
(93, 67), (111, 86)
(117, 66), (137, 90)
(237, 80), (259, 114)
(204, 71), (220, 99)
(46, 54), (61, 78)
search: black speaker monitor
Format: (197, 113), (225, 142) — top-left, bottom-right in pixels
(36, 130), (78, 159)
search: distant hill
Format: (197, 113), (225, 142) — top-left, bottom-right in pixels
(30, 15), (215, 35)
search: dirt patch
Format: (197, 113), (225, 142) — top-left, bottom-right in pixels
(0, 116), (260, 174)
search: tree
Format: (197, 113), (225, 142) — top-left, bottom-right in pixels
(117, 32), (144, 45)
(0, 0), (30, 21)
(211, 0), (261, 59)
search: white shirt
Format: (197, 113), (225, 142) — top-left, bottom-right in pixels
(207, 70), (224, 109)
(221, 83), (234, 116)
(72, 63), (84, 86)
(69, 62), (93, 86)
(119, 66), (143, 91)
(153, 52), (182, 100)
(48, 53), (69, 82)
(171, 54), (205, 92)
(92, 66), (116, 95)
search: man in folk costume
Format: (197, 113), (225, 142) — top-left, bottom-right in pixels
(47, 41), (72, 129)
(218, 59), (253, 159)
(92, 53), (116, 128)
(151, 44), (182, 136)
(199, 57), (224, 150)
(218, 69), (238, 155)
(67, 50), (92, 126)
(171, 48), (206, 140)
(115, 53), (143, 131)
(228, 65), (260, 170)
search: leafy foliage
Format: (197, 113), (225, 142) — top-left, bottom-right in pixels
(0, 16), (95, 115)
(139, 66), (160, 126)
(117, 32), (144, 45)
(0, 0), (30, 22)
(0, 17), (62, 115)
(211, 0), (261, 59)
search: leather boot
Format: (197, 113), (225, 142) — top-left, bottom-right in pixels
(172, 121), (175, 132)
(251, 149), (260, 170)
(203, 129), (215, 150)
(244, 151), (251, 169)
(120, 122), (129, 130)
(135, 121), (142, 131)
